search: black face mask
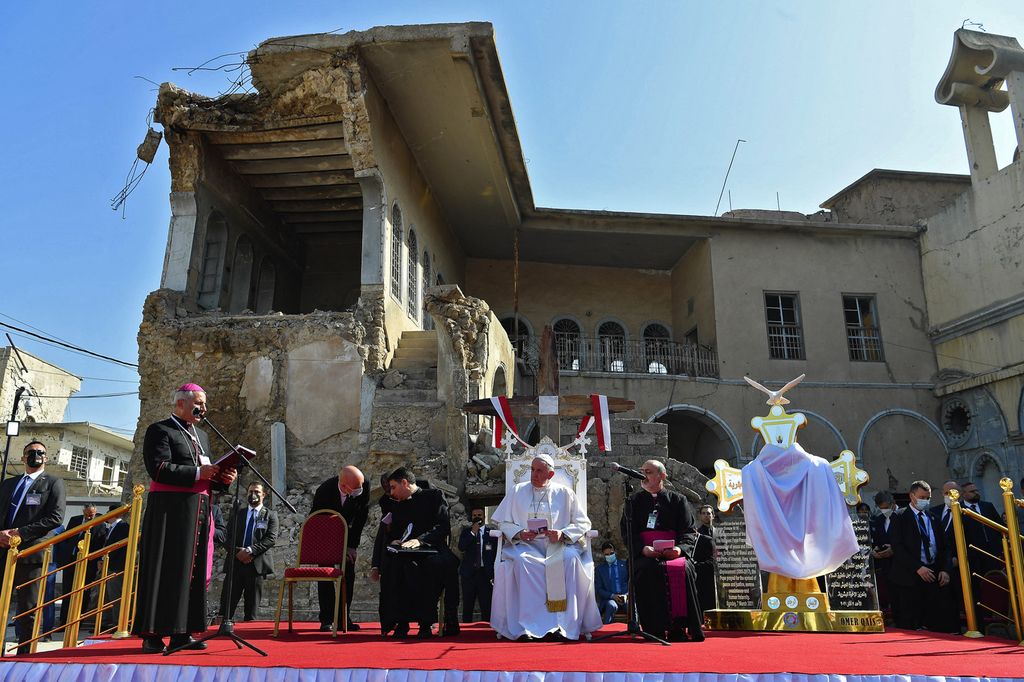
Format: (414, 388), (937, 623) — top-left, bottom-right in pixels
(472, 516), (484, 523)
(26, 452), (45, 468)
(248, 493), (261, 506)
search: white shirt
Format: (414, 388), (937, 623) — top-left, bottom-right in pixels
(911, 507), (937, 565)
(243, 504), (264, 553)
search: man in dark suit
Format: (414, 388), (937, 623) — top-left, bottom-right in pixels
(869, 491), (897, 620)
(458, 505), (496, 622)
(58, 503), (108, 628)
(959, 481), (1004, 572)
(223, 481), (278, 621)
(101, 503), (131, 631)
(311, 464), (369, 631)
(889, 480), (956, 632)
(0, 440), (66, 654)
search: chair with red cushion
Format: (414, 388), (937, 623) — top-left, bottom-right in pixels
(273, 509), (349, 637)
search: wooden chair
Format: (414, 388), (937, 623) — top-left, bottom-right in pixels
(273, 509), (348, 637)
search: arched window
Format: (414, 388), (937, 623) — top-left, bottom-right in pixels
(390, 204), (403, 301)
(227, 235), (254, 313)
(198, 212), (228, 310)
(500, 315), (533, 360)
(643, 322), (671, 374)
(407, 229), (419, 321)
(255, 258), (276, 314)
(598, 321), (626, 372)
(422, 251), (432, 330)
(553, 318), (582, 371)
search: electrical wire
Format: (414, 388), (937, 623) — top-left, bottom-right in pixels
(0, 322), (137, 369)
(35, 391), (138, 399)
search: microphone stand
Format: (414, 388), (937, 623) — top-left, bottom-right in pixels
(165, 412), (297, 657)
(591, 477), (670, 645)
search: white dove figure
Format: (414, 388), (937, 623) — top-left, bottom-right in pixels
(743, 374), (806, 406)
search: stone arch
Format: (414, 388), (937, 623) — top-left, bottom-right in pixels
(857, 409), (948, 461)
(649, 404), (741, 473)
(858, 409), (948, 494)
(491, 364), (508, 398)
(750, 409), (848, 459)
(198, 211), (228, 310)
(254, 258), (276, 314)
(970, 451), (1006, 502)
(596, 318), (628, 372)
(552, 316), (583, 370)
(227, 234), (254, 313)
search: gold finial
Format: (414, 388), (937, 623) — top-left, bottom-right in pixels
(743, 374), (806, 406)
(949, 489), (960, 502)
(133, 484), (145, 499)
(1000, 477), (1013, 492)
(9, 535), (21, 550)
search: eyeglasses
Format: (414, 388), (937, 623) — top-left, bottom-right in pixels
(26, 449), (46, 457)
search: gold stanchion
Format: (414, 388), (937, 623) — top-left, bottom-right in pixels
(950, 489), (982, 637)
(0, 536), (21, 657)
(94, 555), (109, 635)
(62, 530), (91, 647)
(1000, 478), (1024, 646)
(28, 546), (52, 654)
(113, 485), (145, 639)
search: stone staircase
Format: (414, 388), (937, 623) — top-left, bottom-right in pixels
(369, 330), (446, 458)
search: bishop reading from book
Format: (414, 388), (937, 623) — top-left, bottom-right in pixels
(490, 453), (603, 640)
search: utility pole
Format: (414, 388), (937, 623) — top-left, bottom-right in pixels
(2, 385), (26, 483)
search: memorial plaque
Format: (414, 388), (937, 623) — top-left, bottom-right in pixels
(824, 516), (879, 611)
(713, 509), (761, 609)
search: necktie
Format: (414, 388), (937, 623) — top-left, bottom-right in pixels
(917, 512), (933, 564)
(243, 511), (256, 547)
(942, 508), (950, 530)
(6, 476), (30, 527)
(478, 528), (484, 566)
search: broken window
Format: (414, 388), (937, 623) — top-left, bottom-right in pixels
(198, 213), (228, 310)
(228, 235), (254, 313)
(255, 258), (276, 314)
(844, 295), (884, 361)
(407, 229), (419, 321)
(764, 292), (804, 360)
(390, 204), (403, 302)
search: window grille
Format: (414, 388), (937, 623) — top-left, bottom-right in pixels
(764, 293), (804, 359)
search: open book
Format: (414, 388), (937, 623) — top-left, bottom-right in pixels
(215, 445), (256, 469)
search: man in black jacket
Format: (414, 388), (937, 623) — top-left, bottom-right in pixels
(458, 505), (496, 622)
(889, 480), (956, 632)
(310, 464), (369, 631)
(0, 440), (66, 654)
(101, 503), (131, 631)
(57, 503), (108, 628)
(869, 490), (897, 620)
(223, 482), (278, 621)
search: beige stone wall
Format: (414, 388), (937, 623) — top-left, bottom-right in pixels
(921, 161), (1024, 328)
(671, 240), (715, 345)
(708, 229), (937, 383)
(827, 175), (970, 226)
(463, 258), (673, 338)
(364, 77), (466, 360)
(0, 348), (81, 425)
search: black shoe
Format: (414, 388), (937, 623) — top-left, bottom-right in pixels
(347, 621), (361, 631)
(169, 635), (207, 650)
(667, 628), (688, 642)
(319, 622), (333, 632)
(390, 623), (409, 639)
(441, 621), (461, 637)
(141, 637), (166, 654)
(416, 623), (435, 639)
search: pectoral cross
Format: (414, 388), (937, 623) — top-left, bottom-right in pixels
(461, 326), (635, 452)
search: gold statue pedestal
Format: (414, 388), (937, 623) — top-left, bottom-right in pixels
(706, 574), (884, 633)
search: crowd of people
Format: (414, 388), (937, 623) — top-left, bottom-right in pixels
(869, 479), (1007, 633)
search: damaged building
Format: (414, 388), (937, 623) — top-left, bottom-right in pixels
(132, 23), (1024, 619)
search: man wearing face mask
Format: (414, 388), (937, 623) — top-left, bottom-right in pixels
(889, 480), (956, 632)
(0, 440), (66, 655)
(458, 505), (496, 622)
(311, 465), (369, 631)
(223, 482), (278, 622)
(594, 541), (628, 624)
(692, 504), (717, 616)
(869, 491), (897, 621)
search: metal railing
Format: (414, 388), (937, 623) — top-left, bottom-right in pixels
(0, 484), (144, 655)
(846, 325), (884, 362)
(766, 323), (804, 360)
(521, 333), (719, 377)
(949, 479), (1024, 641)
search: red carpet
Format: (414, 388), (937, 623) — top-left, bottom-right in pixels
(11, 622), (1024, 677)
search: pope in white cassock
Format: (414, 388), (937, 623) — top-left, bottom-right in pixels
(490, 454), (603, 640)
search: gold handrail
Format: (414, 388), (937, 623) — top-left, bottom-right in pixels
(0, 484), (145, 656)
(950, 480), (1024, 645)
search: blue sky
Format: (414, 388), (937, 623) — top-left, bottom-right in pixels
(1, 1), (1022, 433)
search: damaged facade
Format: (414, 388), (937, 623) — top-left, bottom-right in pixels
(132, 24), (1024, 619)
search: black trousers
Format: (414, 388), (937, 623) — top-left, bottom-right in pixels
(226, 562), (263, 621)
(633, 556), (703, 637)
(59, 560), (97, 626)
(317, 558), (356, 625)
(460, 570), (493, 622)
(0, 558), (44, 653)
(892, 565), (958, 632)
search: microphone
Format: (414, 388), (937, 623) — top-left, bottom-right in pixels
(192, 406), (205, 420)
(612, 462), (645, 481)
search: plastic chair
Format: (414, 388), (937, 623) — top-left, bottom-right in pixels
(273, 509), (348, 637)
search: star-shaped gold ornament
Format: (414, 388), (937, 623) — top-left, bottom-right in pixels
(706, 459), (744, 512)
(830, 450), (869, 506)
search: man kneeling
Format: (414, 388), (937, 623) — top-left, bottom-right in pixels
(490, 454), (602, 640)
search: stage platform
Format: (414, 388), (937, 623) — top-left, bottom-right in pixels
(0, 621), (1021, 682)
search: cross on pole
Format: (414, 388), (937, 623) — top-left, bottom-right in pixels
(462, 325), (635, 450)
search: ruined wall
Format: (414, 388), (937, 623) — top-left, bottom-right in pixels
(0, 348), (81, 425)
(827, 175), (970, 226)
(671, 240), (715, 346)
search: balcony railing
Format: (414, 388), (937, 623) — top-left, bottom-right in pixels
(512, 334), (719, 378)
(766, 323), (804, 360)
(846, 325), (884, 362)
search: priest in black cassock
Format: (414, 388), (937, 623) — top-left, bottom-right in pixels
(621, 459), (704, 642)
(378, 467), (452, 638)
(133, 384), (236, 654)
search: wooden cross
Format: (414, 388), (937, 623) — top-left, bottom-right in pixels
(462, 326), (635, 452)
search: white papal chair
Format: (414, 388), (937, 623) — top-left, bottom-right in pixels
(488, 436), (599, 638)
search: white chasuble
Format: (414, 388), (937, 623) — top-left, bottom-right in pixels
(490, 481), (603, 640)
(742, 442), (859, 579)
